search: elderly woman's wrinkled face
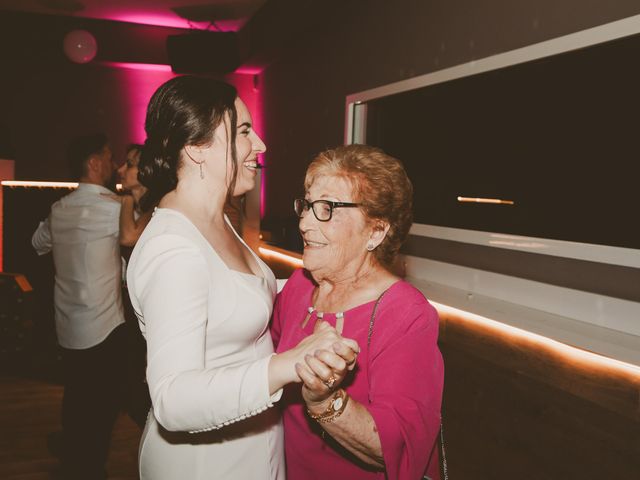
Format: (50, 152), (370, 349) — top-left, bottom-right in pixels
(299, 174), (374, 282)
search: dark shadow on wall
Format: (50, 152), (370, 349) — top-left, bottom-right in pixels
(1, 186), (71, 382)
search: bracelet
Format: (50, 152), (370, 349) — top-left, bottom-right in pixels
(307, 389), (349, 424)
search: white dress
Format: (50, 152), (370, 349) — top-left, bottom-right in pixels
(126, 208), (285, 480)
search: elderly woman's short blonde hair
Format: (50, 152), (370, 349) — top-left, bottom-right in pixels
(304, 144), (413, 269)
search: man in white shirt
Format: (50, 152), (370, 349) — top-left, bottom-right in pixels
(32, 133), (126, 480)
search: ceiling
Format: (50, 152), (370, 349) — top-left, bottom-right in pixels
(0, 0), (336, 73)
(0, 0), (269, 30)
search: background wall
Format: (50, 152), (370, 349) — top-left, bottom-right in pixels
(1, 63), (176, 179)
(257, 2), (640, 478)
(0, 11), (260, 181)
(258, 0), (640, 241)
(0, 12), (180, 179)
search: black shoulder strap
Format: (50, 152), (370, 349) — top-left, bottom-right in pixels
(367, 289), (387, 347)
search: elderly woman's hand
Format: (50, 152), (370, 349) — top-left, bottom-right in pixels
(269, 321), (357, 393)
(296, 327), (359, 408)
(293, 321), (355, 362)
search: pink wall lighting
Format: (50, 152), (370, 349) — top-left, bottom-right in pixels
(100, 62), (173, 73)
(91, 11), (245, 30)
(226, 73), (265, 218)
(103, 63), (176, 144)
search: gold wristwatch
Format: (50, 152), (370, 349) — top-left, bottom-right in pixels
(307, 388), (349, 423)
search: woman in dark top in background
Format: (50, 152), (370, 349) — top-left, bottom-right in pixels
(117, 143), (153, 428)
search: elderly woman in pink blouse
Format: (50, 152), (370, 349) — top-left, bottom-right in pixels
(271, 144), (444, 480)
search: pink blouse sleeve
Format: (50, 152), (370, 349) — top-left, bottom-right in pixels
(366, 299), (444, 480)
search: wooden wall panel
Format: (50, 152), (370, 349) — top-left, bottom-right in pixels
(432, 310), (639, 479)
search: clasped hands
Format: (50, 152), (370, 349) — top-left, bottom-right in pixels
(294, 320), (359, 412)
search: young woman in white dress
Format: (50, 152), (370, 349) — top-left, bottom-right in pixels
(126, 76), (358, 479)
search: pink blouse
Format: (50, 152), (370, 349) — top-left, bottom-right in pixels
(271, 269), (444, 480)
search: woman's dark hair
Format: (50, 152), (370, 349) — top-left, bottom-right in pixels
(126, 143), (144, 156)
(67, 132), (109, 180)
(138, 76), (238, 212)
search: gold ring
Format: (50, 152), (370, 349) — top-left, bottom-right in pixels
(323, 376), (336, 389)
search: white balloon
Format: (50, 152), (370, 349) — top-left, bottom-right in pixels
(63, 30), (97, 64)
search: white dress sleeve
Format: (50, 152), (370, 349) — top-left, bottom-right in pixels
(130, 233), (281, 433)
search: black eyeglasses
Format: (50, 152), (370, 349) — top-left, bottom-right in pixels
(293, 198), (360, 222)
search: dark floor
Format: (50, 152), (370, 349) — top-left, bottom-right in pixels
(0, 375), (141, 479)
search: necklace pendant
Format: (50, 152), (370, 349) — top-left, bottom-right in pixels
(301, 310), (313, 329)
(301, 307), (345, 333)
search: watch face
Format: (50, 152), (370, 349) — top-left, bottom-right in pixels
(333, 397), (344, 411)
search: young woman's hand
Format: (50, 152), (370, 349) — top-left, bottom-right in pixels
(268, 321), (358, 393)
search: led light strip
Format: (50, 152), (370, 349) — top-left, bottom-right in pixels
(1, 181), (123, 191)
(431, 300), (640, 376)
(98, 61), (173, 72)
(1, 180), (79, 188)
(256, 244), (640, 375)
(258, 246), (304, 268)
(457, 196), (515, 205)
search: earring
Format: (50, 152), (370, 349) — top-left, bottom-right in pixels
(367, 242), (375, 252)
(184, 148), (205, 179)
